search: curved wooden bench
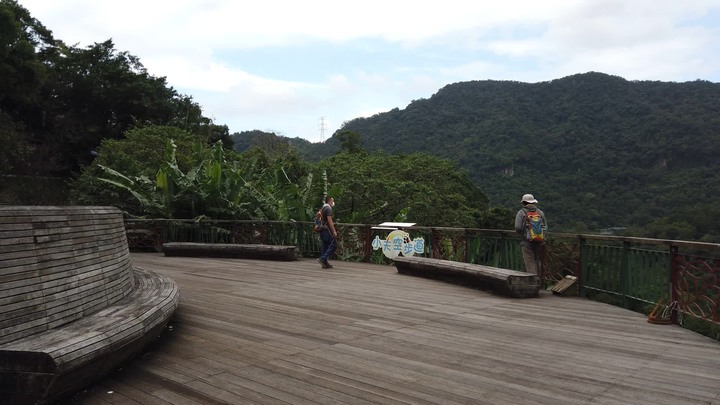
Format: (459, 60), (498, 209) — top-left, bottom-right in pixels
(0, 206), (179, 404)
(393, 256), (540, 298)
(163, 242), (298, 261)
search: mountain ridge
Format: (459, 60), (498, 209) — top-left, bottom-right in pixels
(234, 72), (720, 239)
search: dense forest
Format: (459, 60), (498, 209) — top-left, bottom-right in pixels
(0, 0), (231, 178)
(0, 0), (501, 230)
(4, 0), (720, 241)
(235, 73), (720, 241)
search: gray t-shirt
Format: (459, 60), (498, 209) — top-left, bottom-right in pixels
(321, 204), (333, 227)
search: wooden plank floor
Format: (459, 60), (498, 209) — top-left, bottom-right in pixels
(67, 253), (720, 405)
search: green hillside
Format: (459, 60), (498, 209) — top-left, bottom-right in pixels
(280, 72), (720, 239)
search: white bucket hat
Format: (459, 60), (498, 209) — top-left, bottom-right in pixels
(521, 194), (538, 204)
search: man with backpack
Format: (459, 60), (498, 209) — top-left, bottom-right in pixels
(317, 196), (338, 269)
(514, 193), (547, 277)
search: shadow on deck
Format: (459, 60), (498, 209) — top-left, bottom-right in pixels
(69, 253), (720, 405)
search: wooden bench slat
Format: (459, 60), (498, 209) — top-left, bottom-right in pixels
(0, 229), (35, 248)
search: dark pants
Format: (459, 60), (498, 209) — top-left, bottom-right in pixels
(320, 231), (336, 262)
(521, 242), (544, 276)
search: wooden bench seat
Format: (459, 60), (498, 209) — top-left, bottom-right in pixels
(1, 268), (178, 395)
(162, 242), (298, 261)
(0, 206), (179, 404)
(392, 256), (540, 298)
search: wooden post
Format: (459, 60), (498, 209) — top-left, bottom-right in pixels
(363, 225), (372, 263)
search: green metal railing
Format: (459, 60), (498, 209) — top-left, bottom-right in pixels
(124, 219), (719, 339)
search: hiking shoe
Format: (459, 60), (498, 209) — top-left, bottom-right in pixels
(324, 261), (333, 269)
(317, 258), (329, 269)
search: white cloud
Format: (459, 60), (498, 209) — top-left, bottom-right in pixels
(17, 0), (720, 141)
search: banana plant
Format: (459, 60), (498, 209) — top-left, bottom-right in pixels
(98, 138), (330, 221)
(98, 165), (172, 218)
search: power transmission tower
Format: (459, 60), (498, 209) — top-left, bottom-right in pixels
(319, 116), (327, 142)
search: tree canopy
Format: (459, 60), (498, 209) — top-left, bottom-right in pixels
(0, 0), (230, 177)
(293, 72), (720, 240)
(314, 150), (506, 228)
(5, 2), (720, 240)
(72, 126), (505, 229)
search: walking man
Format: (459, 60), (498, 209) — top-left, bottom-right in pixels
(318, 196), (338, 269)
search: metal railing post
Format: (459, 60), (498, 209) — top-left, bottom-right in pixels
(579, 236), (588, 297)
(463, 230), (468, 263)
(670, 245), (679, 324)
(621, 241), (630, 309)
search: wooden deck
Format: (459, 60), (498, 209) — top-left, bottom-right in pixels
(69, 253), (720, 405)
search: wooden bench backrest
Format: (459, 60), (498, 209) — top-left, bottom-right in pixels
(0, 206), (134, 345)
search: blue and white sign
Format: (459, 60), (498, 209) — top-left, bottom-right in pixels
(371, 229), (425, 259)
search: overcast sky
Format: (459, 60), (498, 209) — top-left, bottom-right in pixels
(19, 1), (720, 143)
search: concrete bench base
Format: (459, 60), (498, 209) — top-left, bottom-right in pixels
(163, 242), (298, 261)
(393, 256), (540, 298)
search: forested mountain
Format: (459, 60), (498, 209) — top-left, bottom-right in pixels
(234, 73), (720, 239)
(336, 72), (720, 238)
